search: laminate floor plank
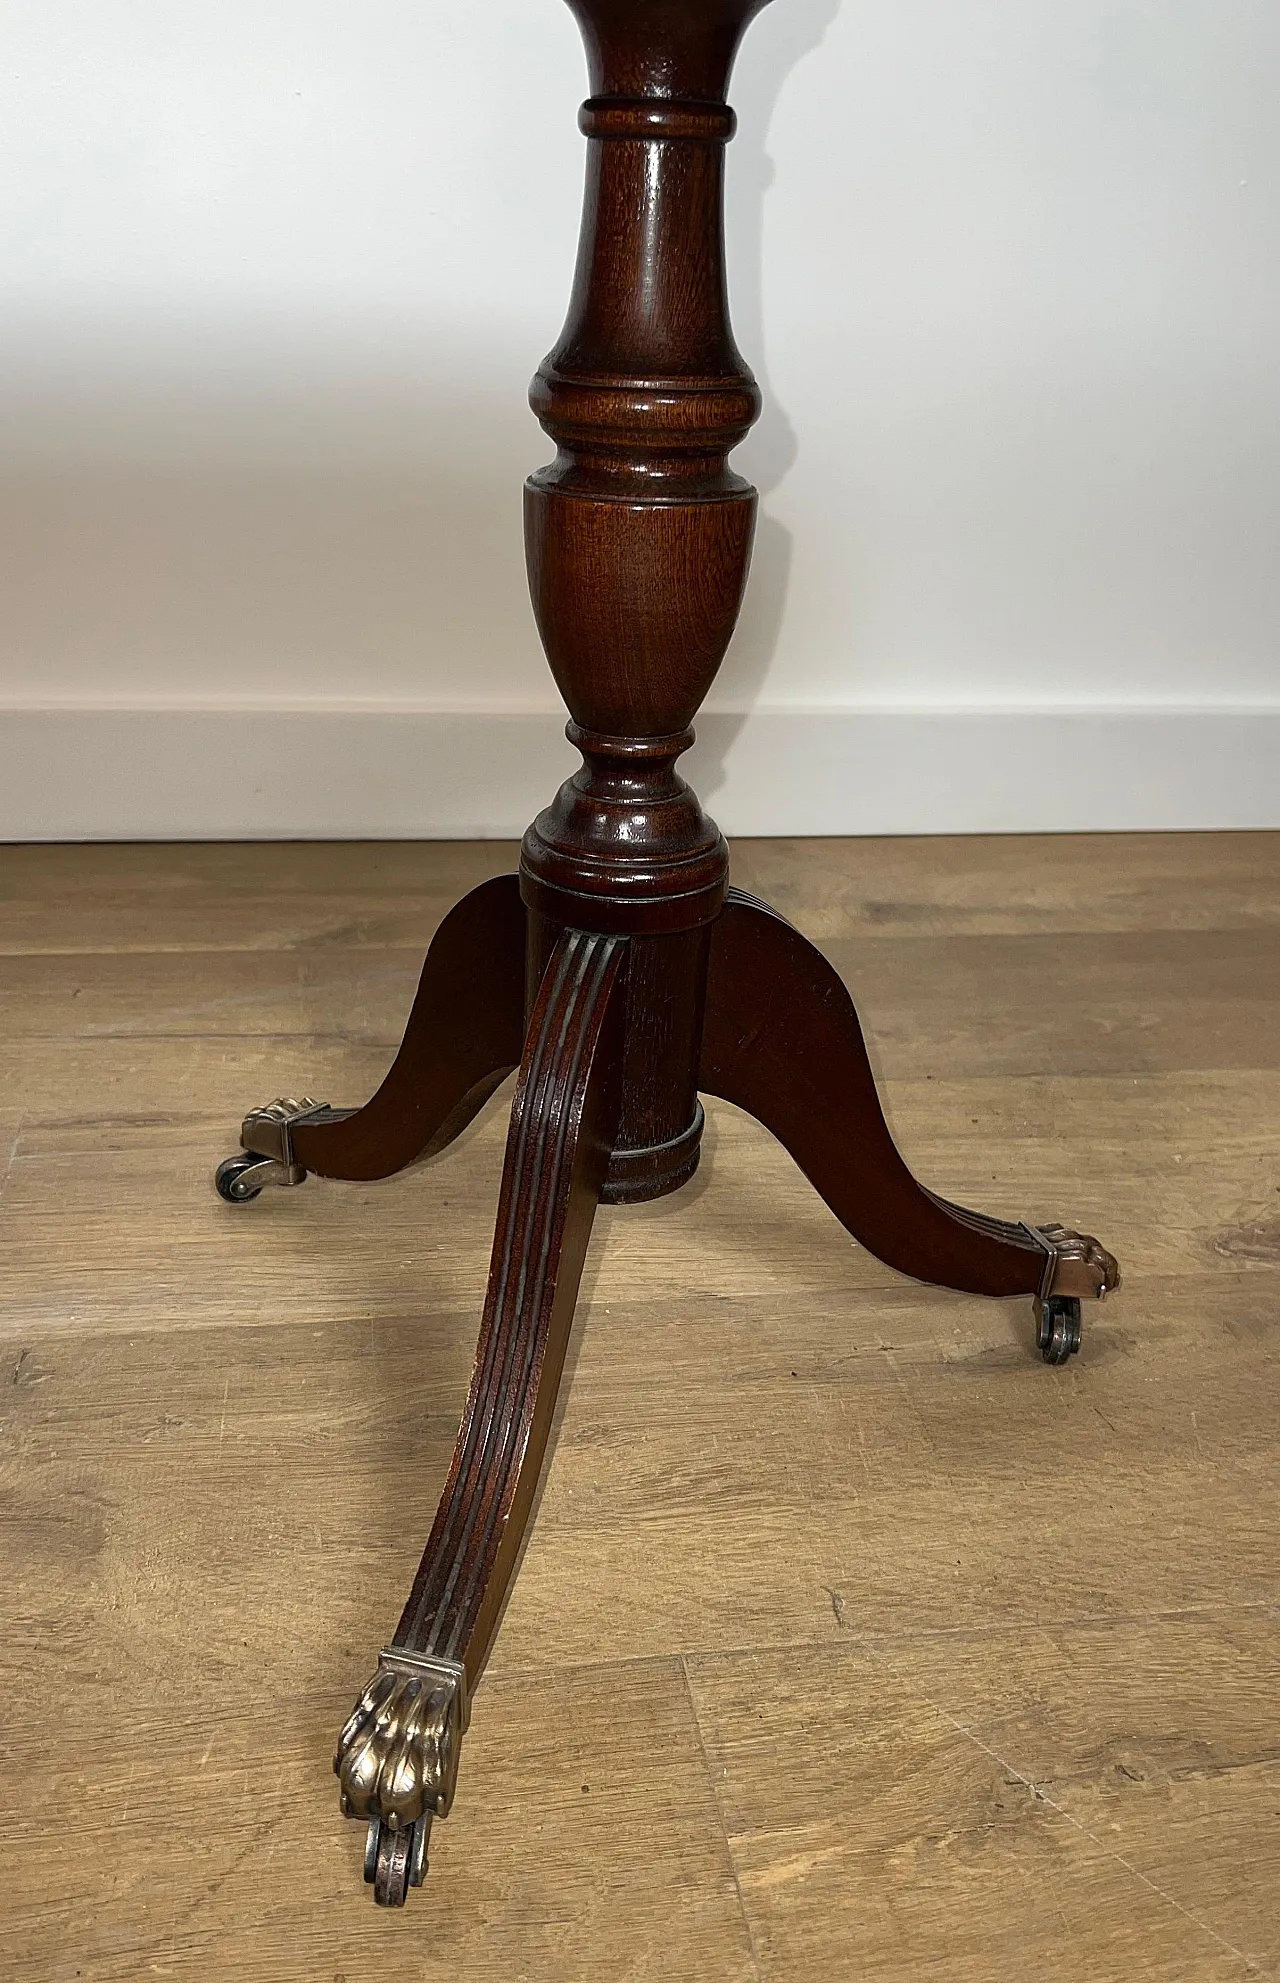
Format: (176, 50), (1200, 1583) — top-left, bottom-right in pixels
(0, 947), (429, 1041)
(0, 841), (519, 955)
(3, 928), (1276, 1086)
(684, 1632), (1272, 1982)
(0, 1034), (430, 1128)
(731, 832), (1280, 938)
(3, 1266), (1273, 1668)
(826, 928), (1280, 1077)
(853, 1615), (1280, 1971)
(0, 1650), (756, 1983)
(6, 831), (1278, 947)
(1, 1072), (1272, 1332)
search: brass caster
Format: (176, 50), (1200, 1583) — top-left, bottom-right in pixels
(364, 1814), (430, 1906)
(213, 1152), (305, 1203)
(1035, 1293), (1082, 1364)
(336, 1646), (469, 1904)
(213, 1095), (333, 1202)
(1022, 1221), (1118, 1363)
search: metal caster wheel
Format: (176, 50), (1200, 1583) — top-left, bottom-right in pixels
(1035, 1293), (1082, 1364)
(364, 1815), (430, 1906)
(214, 1097), (327, 1204)
(214, 1153), (273, 1203)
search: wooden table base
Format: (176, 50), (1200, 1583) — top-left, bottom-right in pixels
(215, 0), (1119, 1906)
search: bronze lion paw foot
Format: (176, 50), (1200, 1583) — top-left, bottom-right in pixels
(1025, 1223), (1122, 1365)
(334, 1647), (469, 1907)
(214, 1096), (333, 1203)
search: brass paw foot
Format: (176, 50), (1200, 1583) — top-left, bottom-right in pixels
(335, 1647), (469, 1905)
(1030, 1223), (1122, 1301)
(1024, 1223), (1121, 1364)
(213, 1095), (332, 1203)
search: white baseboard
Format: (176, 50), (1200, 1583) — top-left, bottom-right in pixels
(1, 705), (1276, 840)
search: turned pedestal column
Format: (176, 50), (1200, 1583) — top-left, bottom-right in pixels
(215, 0), (1120, 1907)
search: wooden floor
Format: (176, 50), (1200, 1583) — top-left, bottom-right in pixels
(2, 834), (1277, 1981)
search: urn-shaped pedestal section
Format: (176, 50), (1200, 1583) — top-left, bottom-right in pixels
(524, 487), (757, 745)
(520, 0), (772, 942)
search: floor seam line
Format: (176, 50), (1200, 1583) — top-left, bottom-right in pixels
(679, 1653), (767, 1983)
(850, 1628), (1275, 1979)
(488, 1600), (1279, 1681)
(0, 1116), (25, 1205)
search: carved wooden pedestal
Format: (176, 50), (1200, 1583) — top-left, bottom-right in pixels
(216, 0), (1119, 1906)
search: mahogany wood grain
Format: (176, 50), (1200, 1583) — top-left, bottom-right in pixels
(520, 1), (770, 943)
(700, 890), (1048, 1297)
(289, 874), (525, 1182)
(526, 910), (711, 1200)
(393, 927), (628, 1686)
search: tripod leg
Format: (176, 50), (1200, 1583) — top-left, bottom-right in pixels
(214, 873), (526, 1197)
(334, 926), (627, 1903)
(700, 890), (1118, 1326)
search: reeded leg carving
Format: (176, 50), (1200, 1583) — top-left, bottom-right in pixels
(213, 874), (526, 1199)
(335, 925), (628, 1904)
(700, 891), (1119, 1342)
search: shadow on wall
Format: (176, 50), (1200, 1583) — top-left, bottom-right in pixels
(0, 4), (839, 760)
(0, 372), (561, 713)
(689, 0), (843, 807)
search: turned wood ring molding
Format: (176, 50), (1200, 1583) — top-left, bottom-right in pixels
(578, 95), (738, 142)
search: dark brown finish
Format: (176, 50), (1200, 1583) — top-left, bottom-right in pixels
(518, 0), (768, 1194)
(527, 910), (712, 1200)
(216, 0), (1121, 1900)
(701, 890), (1051, 1297)
(520, 0), (767, 946)
(292, 874), (525, 1182)
(393, 927), (626, 1681)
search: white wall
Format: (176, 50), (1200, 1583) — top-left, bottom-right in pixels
(1, 0), (1277, 836)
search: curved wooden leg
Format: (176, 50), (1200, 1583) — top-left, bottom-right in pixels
(215, 873), (526, 1194)
(334, 925), (628, 1903)
(699, 890), (1119, 1310)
